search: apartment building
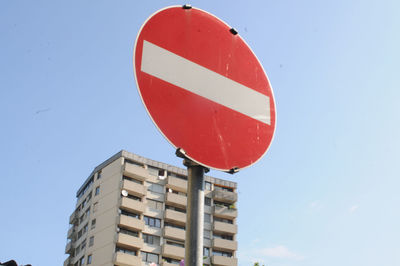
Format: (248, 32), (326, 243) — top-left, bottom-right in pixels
(64, 150), (238, 266)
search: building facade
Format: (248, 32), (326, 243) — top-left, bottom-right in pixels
(64, 150), (238, 266)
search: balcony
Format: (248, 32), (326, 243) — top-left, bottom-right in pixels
(213, 205), (237, 219)
(213, 221), (237, 235)
(117, 233), (143, 250)
(67, 227), (75, 240)
(166, 176), (187, 192)
(63, 256), (71, 266)
(114, 251), (142, 266)
(164, 209), (186, 226)
(120, 197), (145, 214)
(65, 241), (73, 254)
(213, 238), (237, 252)
(164, 226), (185, 242)
(165, 192), (187, 208)
(69, 211), (78, 224)
(211, 255), (237, 266)
(213, 190), (237, 204)
(122, 179), (146, 197)
(124, 163), (148, 181)
(162, 243), (185, 260)
(119, 215), (145, 232)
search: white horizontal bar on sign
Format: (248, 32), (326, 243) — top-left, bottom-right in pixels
(141, 40), (270, 125)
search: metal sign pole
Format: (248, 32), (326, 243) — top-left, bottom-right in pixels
(183, 158), (205, 266)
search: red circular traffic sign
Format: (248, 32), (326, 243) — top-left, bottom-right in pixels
(134, 6), (276, 172)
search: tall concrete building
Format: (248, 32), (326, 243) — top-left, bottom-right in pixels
(64, 150), (238, 266)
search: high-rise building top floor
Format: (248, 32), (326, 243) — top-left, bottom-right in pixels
(65, 150), (238, 266)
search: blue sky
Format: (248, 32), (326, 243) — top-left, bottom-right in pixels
(1, 1), (400, 265)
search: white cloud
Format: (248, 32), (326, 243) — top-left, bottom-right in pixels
(349, 204), (359, 213)
(257, 245), (305, 261)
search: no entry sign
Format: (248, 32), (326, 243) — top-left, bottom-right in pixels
(134, 6), (276, 172)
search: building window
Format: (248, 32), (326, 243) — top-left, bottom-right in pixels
(205, 197), (211, 206)
(147, 199), (163, 210)
(119, 227), (139, 237)
(166, 240), (184, 248)
(204, 229), (211, 240)
(147, 166), (160, 176)
(204, 213), (211, 223)
(89, 236), (94, 247)
(83, 223), (88, 234)
(213, 250), (233, 257)
(97, 170), (102, 180)
(158, 169), (166, 179)
(164, 222), (185, 230)
(213, 233), (233, 240)
(165, 205), (186, 213)
(162, 257), (181, 264)
(77, 224), (88, 240)
(79, 214), (85, 224)
(80, 239), (86, 252)
(121, 209), (140, 219)
(214, 217), (233, 224)
(78, 176), (94, 200)
(79, 256), (85, 266)
(116, 246), (137, 256)
(87, 192), (92, 202)
(204, 247), (210, 257)
(214, 200), (230, 208)
(87, 254), (92, 264)
(169, 172), (187, 180)
(167, 188), (186, 196)
(143, 233), (160, 245)
(78, 229), (83, 239)
(79, 213), (84, 223)
(95, 186), (100, 196)
(205, 182), (212, 190)
(148, 182), (164, 194)
(81, 198), (87, 209)
(74, 245), (80, 256)
(141, 251), (159, 264)
(214, 185), (233, 192)
(144, 216), (161, 228)
(126, 194), (142, 201)
(91, 219), (96, 230)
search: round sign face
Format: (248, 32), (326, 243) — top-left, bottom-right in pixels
(134, 6), (276, 172)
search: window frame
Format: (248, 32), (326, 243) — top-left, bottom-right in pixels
(87, 254), (92, 264)
(144, 216), (161, 228)
(95, 186), (100, 196)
